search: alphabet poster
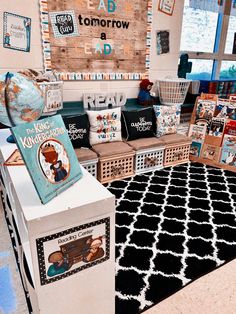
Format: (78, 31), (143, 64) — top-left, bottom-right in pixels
(39, 0), (152, 80)
(36, 218), (110, 285)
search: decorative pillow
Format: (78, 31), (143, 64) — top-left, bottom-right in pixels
(122, 108), (154, 140)
(153, 105), (181, 137)
(87, 107), (122, 145)
(63, 114), (91, 148)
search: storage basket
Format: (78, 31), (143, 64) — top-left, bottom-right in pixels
(156, 78), (191, 106)
(80, 159), (98, 178)
(74, 148), (98, 178)
(164, 143), (191, 166)
(135, 147), (165, 174)
(160, 134), (192, 167)
(98, 152), (135, 184)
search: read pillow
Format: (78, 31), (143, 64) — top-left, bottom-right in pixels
(87, 107), (122, 145)
(63, 114), (91, 148)
(153, 105), (181, 137)
(122, 108), (154, 140)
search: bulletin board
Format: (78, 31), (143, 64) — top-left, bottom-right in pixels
(39, 0), (153, 81)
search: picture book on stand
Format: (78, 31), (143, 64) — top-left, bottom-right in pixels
(188, 124), (207, 158)
(220, 134), (236, 167)
(11, 115), (83, 204)
(204, 117), (225, 146)
(195, 98), (216, 131)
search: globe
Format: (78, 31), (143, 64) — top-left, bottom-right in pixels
(0, 72), (44, 127)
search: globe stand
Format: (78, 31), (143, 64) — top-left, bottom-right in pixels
(4, 72), (16, 144)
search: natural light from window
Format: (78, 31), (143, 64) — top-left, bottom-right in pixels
(180, 0), (218, 53)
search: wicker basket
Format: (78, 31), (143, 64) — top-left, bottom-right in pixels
(156, 78), (191, 106)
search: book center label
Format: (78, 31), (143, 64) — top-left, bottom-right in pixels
(36, 218), (110, 285)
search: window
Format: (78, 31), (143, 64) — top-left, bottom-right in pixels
(180, 0), (236, 80)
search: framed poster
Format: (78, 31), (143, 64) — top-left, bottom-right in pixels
(158, 0), (175, 16)
(3, 12), (31, 52)
(36, 217), (110, 285)
(39, 0), (153, 80)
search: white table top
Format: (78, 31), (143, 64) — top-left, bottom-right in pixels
(0, 129), (114, 222)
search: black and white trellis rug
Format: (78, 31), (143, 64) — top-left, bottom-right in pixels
(107, 162), (236, 314)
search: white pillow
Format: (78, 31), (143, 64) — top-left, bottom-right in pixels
(153, 105), (181, 137)
(87, 107), (122, 145)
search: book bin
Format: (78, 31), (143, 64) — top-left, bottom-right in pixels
(127, 137), (165, 174)
(92, 142), (135, 184)
(75, 148), (98, 178)
(161, 134), (192, 167)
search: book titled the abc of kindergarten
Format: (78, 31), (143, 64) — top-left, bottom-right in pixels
(11, 115), (83, 204)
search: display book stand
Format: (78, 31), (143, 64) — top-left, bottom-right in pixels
(0, 129), (115, 314)
(188, 93), (236, 173)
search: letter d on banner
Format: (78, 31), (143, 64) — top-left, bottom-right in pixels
(108, 0), (116, 12)
(104, 43), (112, 55)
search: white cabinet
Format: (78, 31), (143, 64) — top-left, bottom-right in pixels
(0, 129), (115, 314)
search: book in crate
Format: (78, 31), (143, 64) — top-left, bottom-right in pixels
(11, 115), (83, 204)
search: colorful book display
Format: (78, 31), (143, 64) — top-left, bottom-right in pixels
(11, 115), (83, 204)
(189, 94), (236, 172)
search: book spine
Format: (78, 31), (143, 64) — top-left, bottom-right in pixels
(217, 81), (225, 98)
(208, 82), (218, 94)
(199, 80), (210, 94)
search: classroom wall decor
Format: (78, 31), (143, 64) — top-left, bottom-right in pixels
(3, 12), (31, 52)
(158, 0), (175, 16)
(39, 0), (153, 81)
(156, 30), (170, 55)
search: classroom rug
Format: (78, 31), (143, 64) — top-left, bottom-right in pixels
(107, 162), (236, 314)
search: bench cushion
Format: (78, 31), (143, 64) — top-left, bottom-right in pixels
(75, 148), (98, 162)
(127, 137), (163, 151)
(160, 134), (192, 145)
(92, 141), (134, 158)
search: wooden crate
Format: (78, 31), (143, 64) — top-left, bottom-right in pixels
(164, 142), (191, 166)
(92, 142), (135, 184)
(98, 152), (135, 184)
(160, 134), (192, 167)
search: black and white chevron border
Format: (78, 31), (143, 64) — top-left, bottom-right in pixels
(108, 162), (236, 314)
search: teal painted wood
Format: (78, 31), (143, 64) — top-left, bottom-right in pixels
(59, 98), (195, 117)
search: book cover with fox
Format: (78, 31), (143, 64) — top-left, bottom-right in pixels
(11, 115), (83, 204)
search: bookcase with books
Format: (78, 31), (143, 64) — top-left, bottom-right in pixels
(188, 94), (236, 172)
(199, 80), (236, 98)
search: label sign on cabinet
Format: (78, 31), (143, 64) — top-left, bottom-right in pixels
(36, 217), (110, 285)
